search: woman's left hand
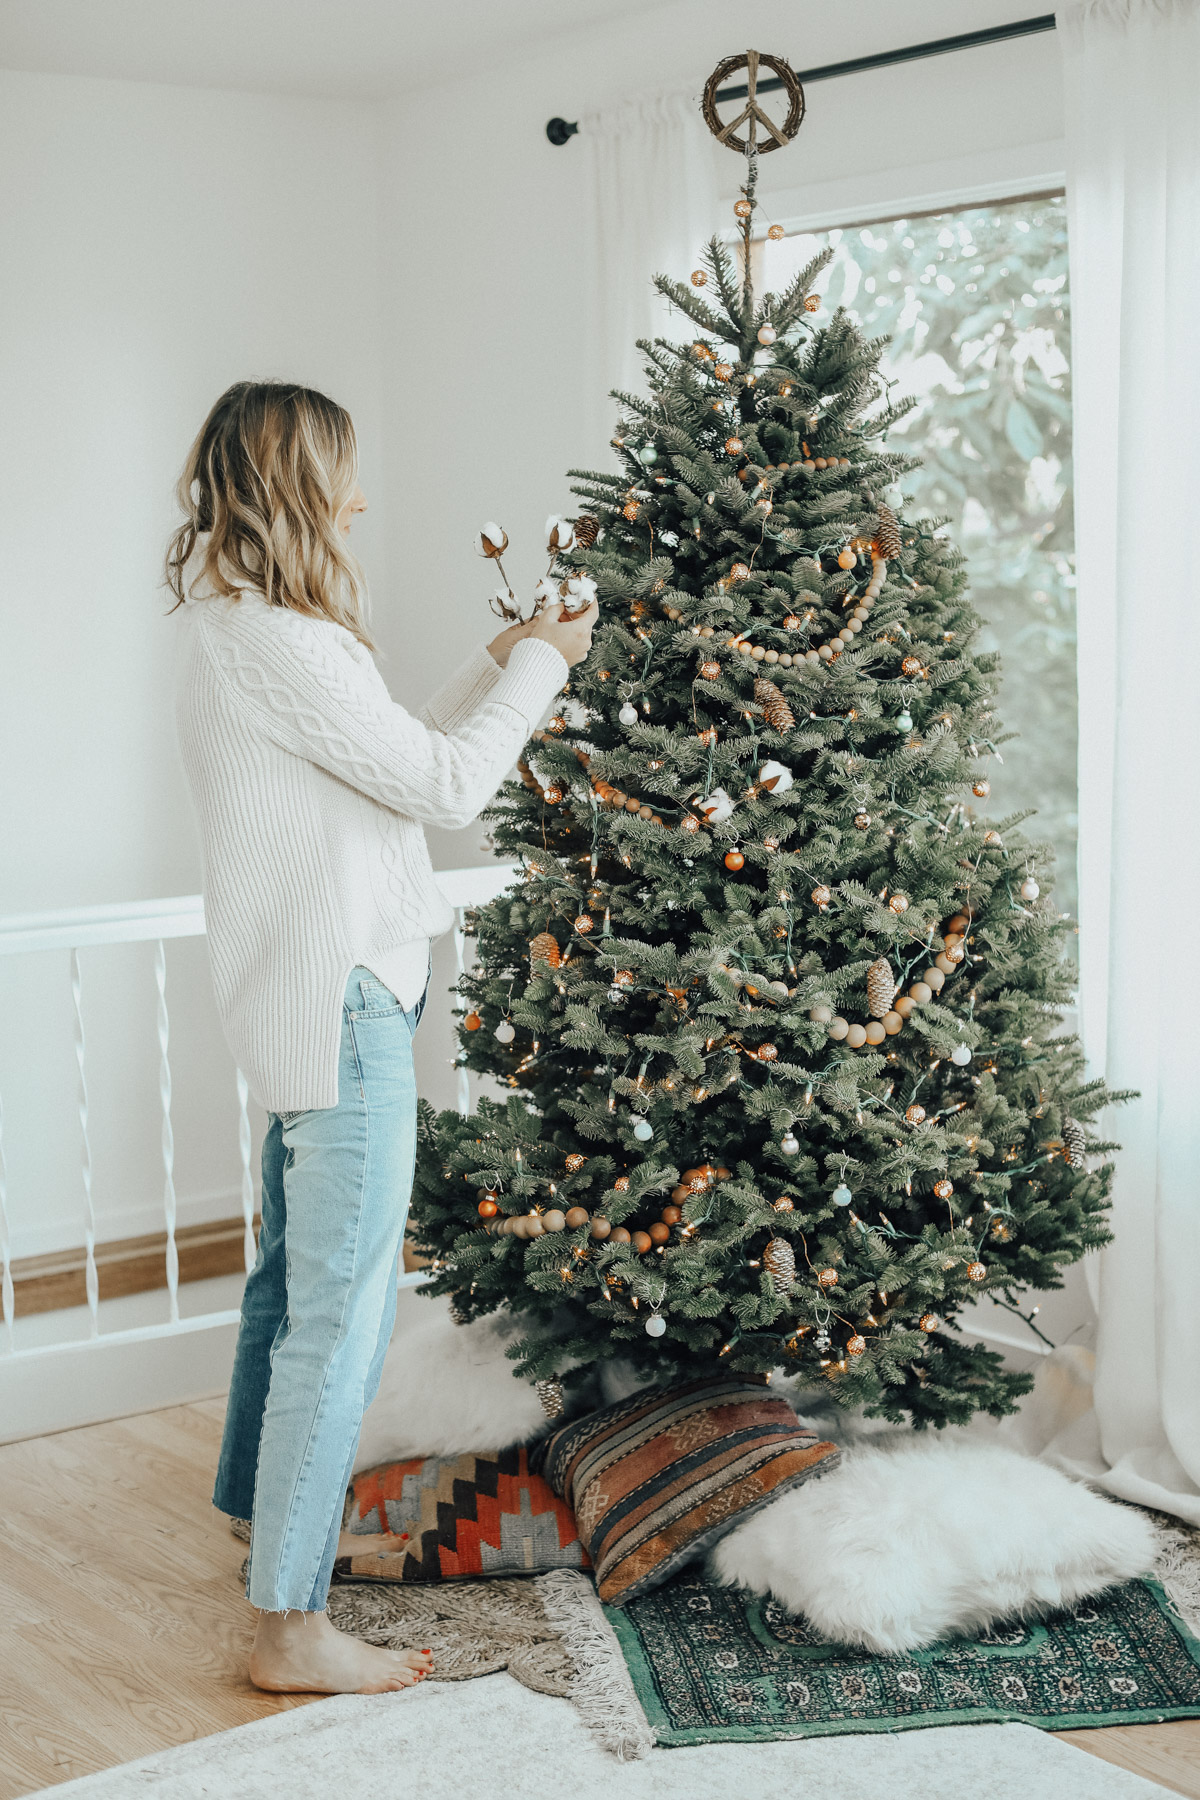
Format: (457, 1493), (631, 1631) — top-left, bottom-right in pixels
(487, 618), (535, 668)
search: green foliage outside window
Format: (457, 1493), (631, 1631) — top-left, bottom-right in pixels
(763, 197), (1077, 913)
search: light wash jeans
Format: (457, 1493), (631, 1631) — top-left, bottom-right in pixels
(213, 964), (427, 1612)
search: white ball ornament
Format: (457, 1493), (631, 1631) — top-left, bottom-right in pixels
(632, 1118), (654, 1142)
(757, 323), (778, 346)
(494, 1019), (516, 1044)
(781, 1131), (800, 1156)
(618, 702), (639, 726)
(951, 1044), (973, 1066)
(832, 1184), (853, 1207)
(1020, 877), (1040, 901)
(896, 711), (913, 732)
(645, 1313), (667, 1338)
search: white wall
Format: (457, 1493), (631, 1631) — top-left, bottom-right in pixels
(0, 68), (386, 1258)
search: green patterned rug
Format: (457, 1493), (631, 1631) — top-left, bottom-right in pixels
(606, 1571), (1200, 1745)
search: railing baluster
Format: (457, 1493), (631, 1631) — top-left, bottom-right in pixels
(236, 1069), (255, 1272)
(0, 1092), (13, 1351)
(154, 940), (180, 1324)
(453, 906), (471, 1116)
(70, 949), (100, 1337)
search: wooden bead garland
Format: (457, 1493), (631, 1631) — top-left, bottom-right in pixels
(724, 550), (888, 667)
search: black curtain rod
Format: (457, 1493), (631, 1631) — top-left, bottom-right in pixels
(546, 15), (1056, 145)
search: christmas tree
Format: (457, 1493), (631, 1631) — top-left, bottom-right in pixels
(411, 161), (1119, 1428)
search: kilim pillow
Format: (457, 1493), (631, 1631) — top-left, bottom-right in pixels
(534, 1378), (840, 1605)
(335, 1445), (589, 1583)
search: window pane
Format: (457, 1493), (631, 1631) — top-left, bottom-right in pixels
(762, 198), (1077, 914)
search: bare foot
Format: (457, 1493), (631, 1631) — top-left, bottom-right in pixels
(250, 1609), (434, 1695)
(337, 1527), (410, 1560)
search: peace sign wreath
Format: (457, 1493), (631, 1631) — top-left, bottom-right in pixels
(701, 50), (805, 154)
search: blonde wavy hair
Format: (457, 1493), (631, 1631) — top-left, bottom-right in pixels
(165, 380), (373, 647)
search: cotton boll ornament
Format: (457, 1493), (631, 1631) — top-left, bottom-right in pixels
(476, 522), (508, 558)
(562, 575), (597, 616)
(695, 787), (735, 826)
(545, 515), (575, 553)
(758, 760), (793, 795)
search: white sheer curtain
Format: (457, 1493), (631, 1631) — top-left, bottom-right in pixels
(580, 89), (721, 442)
(1040, 0), (1200, 1522)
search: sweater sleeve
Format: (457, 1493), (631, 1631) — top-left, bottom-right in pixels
(205, 608), (568, 831)
(418, 642), (505, 734)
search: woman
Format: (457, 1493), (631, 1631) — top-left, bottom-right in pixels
(168, 380), (595, 1695)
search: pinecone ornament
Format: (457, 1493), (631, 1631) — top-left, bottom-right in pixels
(875, 503), (902, 561)
(536, 1376), (565, 1419)
(754, 678), (795, 733)
(762, 1237), (797, 1294)
(866, 957), (897, 1019)
(448, 1299), (469, 1326)
(529, 931), (561, 970)
(1062, 1118), (1087, 1166)
(573, 515), (600, 548)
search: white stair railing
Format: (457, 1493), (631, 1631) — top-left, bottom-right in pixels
(0, 865), (515, 1441)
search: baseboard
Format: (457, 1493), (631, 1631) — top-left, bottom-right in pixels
(11, 1215), (431, 1318)
(10, 1215), (261, 1316)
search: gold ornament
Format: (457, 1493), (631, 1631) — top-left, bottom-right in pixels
(613, 1176), (630, 1191)
(691, 270), (708, 287)
(681, 813), (701, 833)
(919, 1312), (940, 1333)
(734, 198), (753, 218)
(574, 914), (595, 934)
(803, 294), (820, 312)
(874, 503), (903, 560)
(565, 1153), (587, 1172)
(542, 786), (562, 804)
(699, 659), (722, 680)
(754, 677), (795, 732)
(773, 1195), (795, 1211)
(622, 500), (639, 520)
(729, 562), (750, 582)
(757, 1043), (778, 1061)
(767, 223), (785, 240)
(811, 885), (831, 907)
(713, 362), (732, 381)
(529, 931), (561, 970)
(866, 958), (896, 1019)
(905, 1103), (927, 1125)
(967, 1261), (987, 1282)
(901, 656), (923, 676)
(725, 436), (744, 456)
(762, 1237), (797, 1294)
(817, 1267), (839, 1289)
(933, 1178), (954, 1199)
(846, 1335), (866, 1357)
(888, 893), (909, 914)
(973, 779), (991, 798)
(854, 812), (871, 830)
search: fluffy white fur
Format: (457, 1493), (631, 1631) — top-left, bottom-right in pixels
(354, 1288), (547, 1471)
(710, 1438), (1158, 1654)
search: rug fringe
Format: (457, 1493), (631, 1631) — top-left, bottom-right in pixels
(1153, 1523), (1200, 1638)
(534, 1569), (656, 1761)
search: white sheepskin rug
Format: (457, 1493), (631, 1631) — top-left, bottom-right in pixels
(710, 1438), (1158, 1654)
(354, 1289), (548, 1471)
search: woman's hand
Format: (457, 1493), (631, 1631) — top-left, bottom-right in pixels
(486, 619), (534, 669)
(525, 601), (599, 668)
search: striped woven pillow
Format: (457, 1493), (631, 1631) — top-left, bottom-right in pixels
(534, 1377), (839, 1605)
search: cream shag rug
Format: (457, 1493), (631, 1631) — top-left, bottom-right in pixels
(30, 1667), (1172, 1800)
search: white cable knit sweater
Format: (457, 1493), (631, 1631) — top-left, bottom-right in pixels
(175, 589), (568, 1111)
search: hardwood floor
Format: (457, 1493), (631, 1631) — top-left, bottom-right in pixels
(1, 1401), (1198, 1798)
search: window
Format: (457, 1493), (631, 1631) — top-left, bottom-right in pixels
(762, 197), (1077, 911)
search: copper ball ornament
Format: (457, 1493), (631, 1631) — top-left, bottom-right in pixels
(919, 1312), (940, 1333)
(700, 659), (722, 680)
(972, 779), (990, 798)
(817, 1267), (839, 1289)
(933, 1178), (954, 1199)
(967, 1261), (987, 1282)
(690, 270), (708, 287)
(905, 1103), (927, 1125)
(477, 1197), (498, 1218)
(846, 1335), (867, 1357)
(724, 850), (745, 870)
(464, 1012), (482, 1031)
(574, 914), (594, 933)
